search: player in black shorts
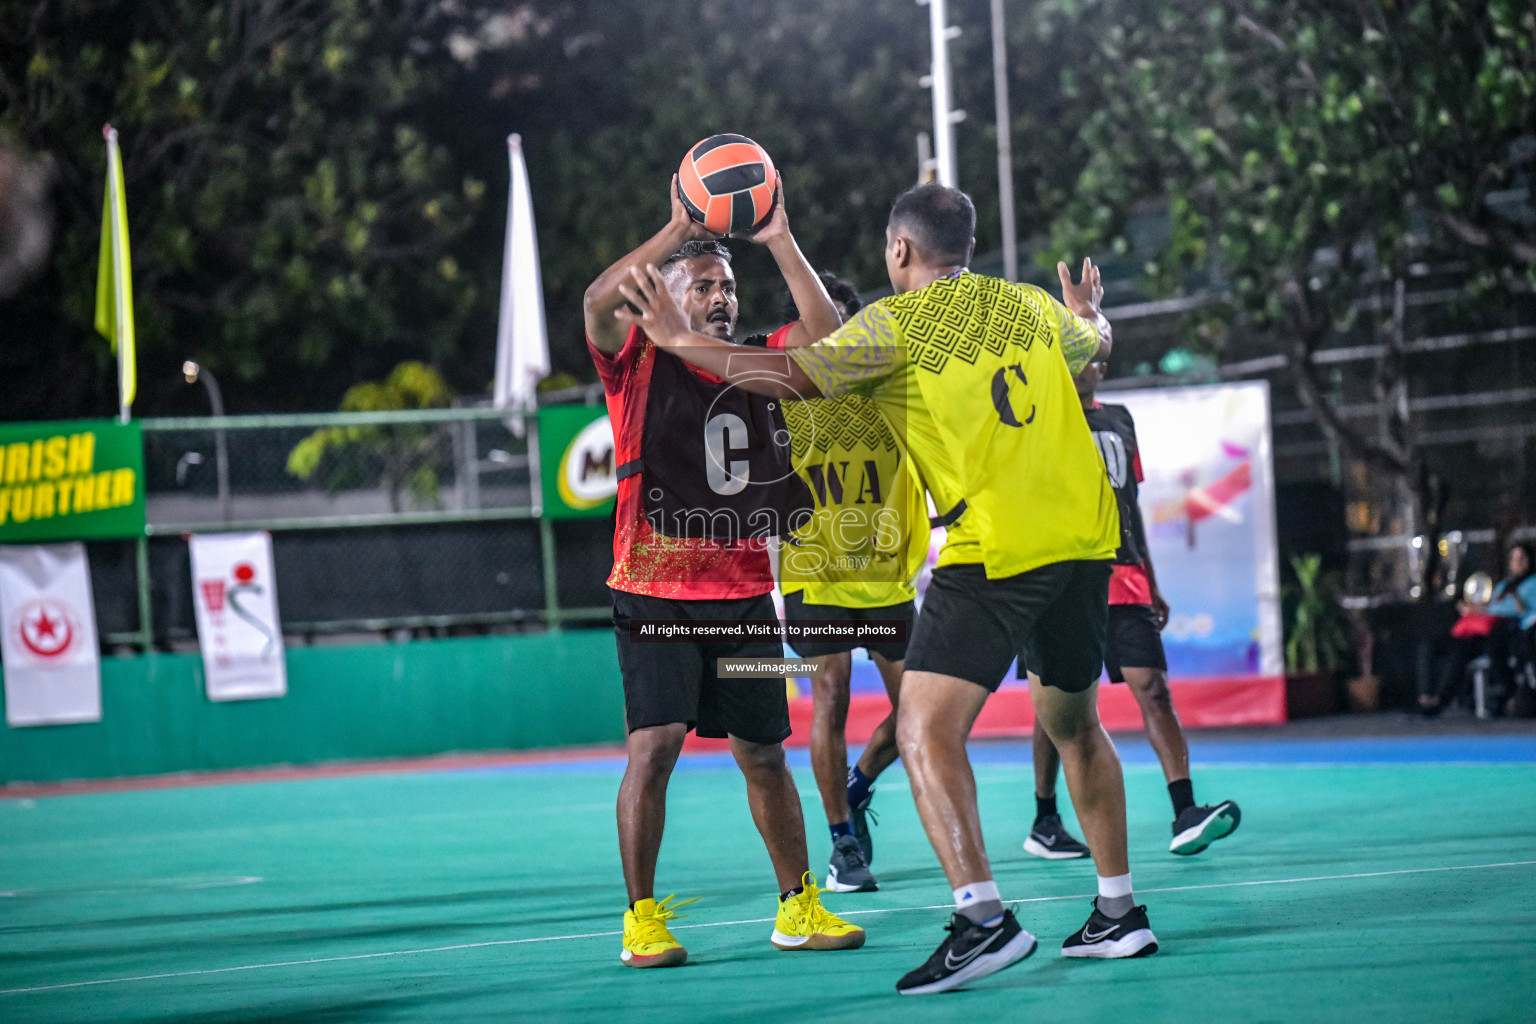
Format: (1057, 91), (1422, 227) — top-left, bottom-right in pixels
(774, 273), (926, 893)
(585, 178), (863, 968)
(1020, 340), (1241, 859)
(617, 184), (1157, 993)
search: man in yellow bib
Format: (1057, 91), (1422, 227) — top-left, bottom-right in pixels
(772, 273), (931, 894)
(615, 183), (1156, 995)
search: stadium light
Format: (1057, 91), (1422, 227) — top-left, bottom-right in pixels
(180, 360), (231, 522)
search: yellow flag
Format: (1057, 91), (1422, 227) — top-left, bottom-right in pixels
(94, 124), (136, 414)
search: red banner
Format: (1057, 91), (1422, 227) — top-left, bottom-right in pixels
(682, 675), (1286, 752)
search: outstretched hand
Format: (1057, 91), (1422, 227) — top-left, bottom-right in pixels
(1057, 257), (1104, 319)
(614, 263), (691, 348)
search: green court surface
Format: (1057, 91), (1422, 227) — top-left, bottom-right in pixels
(2, 736), (1534, 1023)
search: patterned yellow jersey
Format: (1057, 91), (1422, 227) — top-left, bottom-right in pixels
(778, 391), (929, 608)
(788, 272), (1119, 579)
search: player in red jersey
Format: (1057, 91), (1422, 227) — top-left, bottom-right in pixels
(1020, 340), (1242, 859)
(584, 177), (864, 967)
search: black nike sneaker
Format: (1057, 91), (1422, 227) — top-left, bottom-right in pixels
(1170, 800), (1241, 855)
(848, 786), (877, 866)
(896, 910), (1037, 995)
(1061, 900), (1158, 959)
(1023, 814), (1090, 860)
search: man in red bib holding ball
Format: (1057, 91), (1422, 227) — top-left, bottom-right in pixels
(584, 169), (865, 968)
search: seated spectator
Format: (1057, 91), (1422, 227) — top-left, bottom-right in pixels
(1421, 542), (1535, 716)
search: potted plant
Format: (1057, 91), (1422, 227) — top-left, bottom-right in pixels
(1283, 554), (1351, 717)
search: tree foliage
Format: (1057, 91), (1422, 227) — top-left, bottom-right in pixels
(1036, 0), (1535, 415)
(1032, 0), (1535, 554)
(286, 359), (453, 511)
(9, 0), (1528, 441)
(443, 0), (936, 373)
(4, 0), (1077, 416)
(0, 0), (485, 418)
(1043, 0), (1535, 301)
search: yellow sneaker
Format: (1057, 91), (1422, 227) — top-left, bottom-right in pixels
(771, 872), (866, 951)
(621, 894), (696, 968)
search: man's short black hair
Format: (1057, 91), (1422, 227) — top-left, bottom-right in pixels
(782, 270), (862, 323)
(661, 239), (732, 272)
(888, 184), (975, 266)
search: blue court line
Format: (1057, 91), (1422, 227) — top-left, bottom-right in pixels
(457, 733), (1536, 776)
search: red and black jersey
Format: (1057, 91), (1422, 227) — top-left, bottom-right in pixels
(588, 324), (808, 601)
(1085, 402), (1153, 606)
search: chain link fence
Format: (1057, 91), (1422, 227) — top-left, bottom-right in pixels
(94, 407), (614, 650)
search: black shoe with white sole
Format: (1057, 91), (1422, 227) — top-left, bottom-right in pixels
(1169, 799), (1241, 855)
(826, 833), (878, 892)
(849, 787), (877, 866)
(1061, 901), (1158, 959)
(896, 910), (1037, 995)
(1023, 814), (1090, 860)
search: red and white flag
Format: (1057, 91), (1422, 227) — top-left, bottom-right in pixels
(190, 532), (286, 701)
(0, 542), (102, 726)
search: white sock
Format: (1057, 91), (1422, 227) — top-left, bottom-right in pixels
(1097, 872), (1134, 918)
(953, 880), (1004, 926)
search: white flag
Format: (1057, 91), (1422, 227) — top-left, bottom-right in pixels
(190, 532), (287, 701)
(492, 133), (550, 434)
(0, 543), (102, 726)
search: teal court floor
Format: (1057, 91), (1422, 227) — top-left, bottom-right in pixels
(2, 727), (1534, 1022)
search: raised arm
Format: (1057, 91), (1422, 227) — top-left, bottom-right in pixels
(739, 185), (843, 347)
(613, 263), (823, 400)
(582, 175), (718, 354)
(1056, 257), (1113, 374)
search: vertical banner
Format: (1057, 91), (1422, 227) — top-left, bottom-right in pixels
(190, 532), (287, 701)
(1110, 380), (1283, 678)
(0, 542), (102, 726)
(536, 405), (617, 519)
(891, 380), (1283, 736)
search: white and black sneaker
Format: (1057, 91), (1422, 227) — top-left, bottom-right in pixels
(897, 910), (1037, 995)
(1023, 814), (1090, 860)
(1170, 800), (1241, 855)
(849, 788), (877, 866)
(826, 833), (878, 892)
(1061, 901), (1158, 959)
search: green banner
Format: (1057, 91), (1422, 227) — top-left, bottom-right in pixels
(537, 404), (616, 520)
(0, 419), (146, 542)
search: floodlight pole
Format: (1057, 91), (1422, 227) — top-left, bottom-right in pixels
(991, 0), (1018, 281)
(918, 0), (963, 188)
(916, 132), (936, 184)
(183, 361), (231, 523)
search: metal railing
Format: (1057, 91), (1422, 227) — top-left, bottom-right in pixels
(104, 405), (613, 649)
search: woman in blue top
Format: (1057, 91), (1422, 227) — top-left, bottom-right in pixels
(1423, 542), (1535, 717)
(1482, 542), (1535, 715)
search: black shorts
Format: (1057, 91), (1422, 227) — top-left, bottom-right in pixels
(782, 590), (915, 661)
(610, 588), (791, 745)
(1019, 602), (1166, 683)
(907, 561), (1110, 693)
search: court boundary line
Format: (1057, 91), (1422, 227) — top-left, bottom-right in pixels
(4, 859), (1532, 997)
